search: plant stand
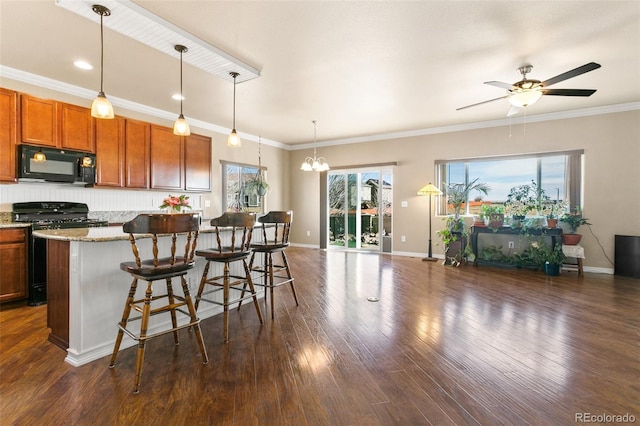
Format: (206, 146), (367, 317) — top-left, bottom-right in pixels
(444, 233), (467, 266)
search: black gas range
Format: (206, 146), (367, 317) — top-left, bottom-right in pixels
(12, 201), (108, 230)
(12, 202), (108, 305)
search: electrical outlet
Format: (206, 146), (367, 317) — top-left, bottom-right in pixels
(401, 235), (406, 242)
(306, 230), (311, 237)
(508, 241), (515, 248)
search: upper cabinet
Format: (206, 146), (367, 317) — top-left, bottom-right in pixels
(0, 88), (18, 182)
(185, 133), (212, 192)
(125, 119), (150, 189)
(95, 116), (125, 187)
(2, 88), (211, 193)
(20, 94), (94, 152)
(150, 125), (212, 192)
(150, 125), (184, 190)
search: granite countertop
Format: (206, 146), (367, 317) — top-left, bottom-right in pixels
(0, 222), (31, 229)
(32, 223), (264, 242)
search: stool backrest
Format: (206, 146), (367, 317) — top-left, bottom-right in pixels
(209, 212), (256, 253)
(258, 210), (292, 245)
(123, 213), (200, 268)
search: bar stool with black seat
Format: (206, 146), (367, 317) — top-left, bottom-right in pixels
(110, 213), (208, 394)
(246, 210), (298, 319)
(195, 212), (264, 343)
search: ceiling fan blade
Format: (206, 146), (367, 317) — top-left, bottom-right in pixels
(542, 88), (597, 96)
(456, 95), (509, 111)
(484, 81), (514, 90)
(541, 62), (601, 87)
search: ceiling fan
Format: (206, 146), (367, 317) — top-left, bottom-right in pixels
(457, 62), (601, 116)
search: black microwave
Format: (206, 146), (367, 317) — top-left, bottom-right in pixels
(18, 145), (96, 185)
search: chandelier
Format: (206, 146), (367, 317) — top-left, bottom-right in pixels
(300, 120), (329, 172)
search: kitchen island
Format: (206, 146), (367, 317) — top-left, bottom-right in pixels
(33, 224), (264, 367)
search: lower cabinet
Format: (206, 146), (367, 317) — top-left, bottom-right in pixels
(0, 227), (28, 303)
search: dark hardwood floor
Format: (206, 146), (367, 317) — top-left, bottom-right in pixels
(1, 247), (639, 425)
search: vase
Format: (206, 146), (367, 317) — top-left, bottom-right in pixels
(562, 234), (582, 245)
(547, 218), (558, 228)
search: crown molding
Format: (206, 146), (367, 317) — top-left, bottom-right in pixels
(2, 65), (637, 152)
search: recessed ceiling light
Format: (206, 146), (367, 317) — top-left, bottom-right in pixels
(172, 93), (184, 101)
(74, 60), (93, 70)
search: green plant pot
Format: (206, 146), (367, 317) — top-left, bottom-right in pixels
(543, 262), (561, 276)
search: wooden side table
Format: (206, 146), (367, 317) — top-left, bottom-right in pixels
(562, 244), (585, 276)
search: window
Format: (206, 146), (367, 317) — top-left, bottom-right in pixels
(221, 161), (266, 213)
(435, 150), (583, 216)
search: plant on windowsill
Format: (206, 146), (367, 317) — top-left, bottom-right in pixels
(481, 204), (504, 231)
(444, 178), (490, 232)
(540, 199), (569, 228)
(504, 180), (549, 219)
(560, 207), (591, 245)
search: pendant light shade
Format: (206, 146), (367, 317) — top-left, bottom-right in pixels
(90, 4), (114, 119)
(300, 120), (329, 172)
(173, 44), (191, 136)
(227, 72), (241, 147)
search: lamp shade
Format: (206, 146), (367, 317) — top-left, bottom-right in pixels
(417, 183), (442, 196)
(91, 92), (114, 119)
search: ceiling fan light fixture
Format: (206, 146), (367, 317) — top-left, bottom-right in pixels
(90, 4), (114, 119)
(509, 88), (543, 107)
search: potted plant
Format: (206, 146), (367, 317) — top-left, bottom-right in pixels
(437, 216), (468, 266)
(246, 174), (269, 197)
(560, 207), (591, 245)
(540, 243), (567, 276)
(444, 178), (490, 231)
(504, 181), (549, 221)
(541, 199), (569, 228)
(481, 204), (504, 231)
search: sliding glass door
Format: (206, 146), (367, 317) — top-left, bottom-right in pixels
(327, 167), (393, 252)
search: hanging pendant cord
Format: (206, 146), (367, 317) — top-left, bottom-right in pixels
(179, 49), (183, 115)
(232, 75), (237, 128)
(99, 12), (104, 93)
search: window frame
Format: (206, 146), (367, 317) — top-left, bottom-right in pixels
(435, 150), (583, 216)
(220, 160), (267, 213)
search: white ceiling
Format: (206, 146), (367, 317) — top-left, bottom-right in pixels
(1, 1), (639, 147)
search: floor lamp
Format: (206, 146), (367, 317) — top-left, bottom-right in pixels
(418, 183), (442, 262)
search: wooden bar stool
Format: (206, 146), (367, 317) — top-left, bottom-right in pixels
(195, 212), (263, 343)
(246, 211), (298, 319)
(110, 213), (208, 394)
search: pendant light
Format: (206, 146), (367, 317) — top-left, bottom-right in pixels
(90, 5), (114, 119)
(300, 120), (329, 172)
(227, 72), (241, 147)
(173, 44), (190, 136)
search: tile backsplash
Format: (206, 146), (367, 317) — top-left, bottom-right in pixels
(0, 182), (203, 222)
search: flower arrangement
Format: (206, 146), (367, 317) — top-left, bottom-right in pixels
(159, 194), (191, 213)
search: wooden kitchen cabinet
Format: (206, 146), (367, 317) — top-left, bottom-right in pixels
(60, 102), (94, 152)
(0, 88), (18, 182)
(150, 124), (184, 190)
(0, 227), (28, 303)
(185, 133), (212, 191)
(125, 119), (150, 189)
(95, 116), (125, 187)
(20, 94), (94, 152)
